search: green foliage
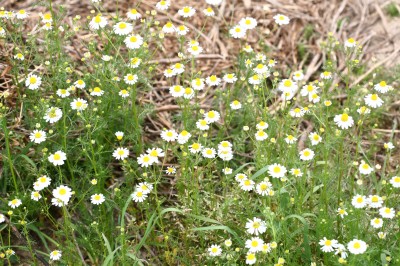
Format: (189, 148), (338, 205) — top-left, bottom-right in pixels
(0, 1), (399, 266)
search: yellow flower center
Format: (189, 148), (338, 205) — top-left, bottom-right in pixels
(284, 80), (292, 87)
(192, 143), (200, 149)
(94, 16), (101, 23)
(54, 154), (61, 160)
(119, 23), (127, 29)
(130, 36), (137, 43)
(247, 253), (256, 260)
(371, 94), (378, 101)
(341, 114), (349, 122)
(29, 77), (37, 84)
(353, 243), (361, 249)
(325, 240), (332, 246)
(379, 81), (386, 87)
(59, 188), (66, 195)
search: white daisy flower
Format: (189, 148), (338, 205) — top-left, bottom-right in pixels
(124, 34), (143, 49)
(319, 237), (338, 252)
(202, 147), (216, 159)
(240, 17), (257, 30)
(364, 94), (384, 108)
(124, 74), (138, 85)
(25, 74), (42, 90)
(160, 129), (178, 142)
(8, 198), (22, 209)
(229, 25), (246, 39)
(379, 207), (395, 219)
(113, 21), (133, 35)
(131, 190), (148, 202)
(29, 130), (47, 144)
(89, 15), (108, 30)
(48, 151), (67, 166)
(208, 244), (222, 256)
(245, 217), (267, 235)
(113, 147), (129, 160)
(204, 110), (220, 123)
(347, 239), (367, 255)
(52, 185), (72, 204)
(70, 98), (88, 111)
(268, 163), (287, 178)
(126, 9), (141, 20)
(273, 14), (290, 25)
(374, 81), (391, 93)
(49, 250), (62, 261)
(334, 113), (354, 129)
(299, 148), (315, 161)
(245, 237), (264, 253)
(91, 193), (105, 205)
(178, 6), (196, 18)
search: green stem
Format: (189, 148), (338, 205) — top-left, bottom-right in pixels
(2, 117), (19, 193)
